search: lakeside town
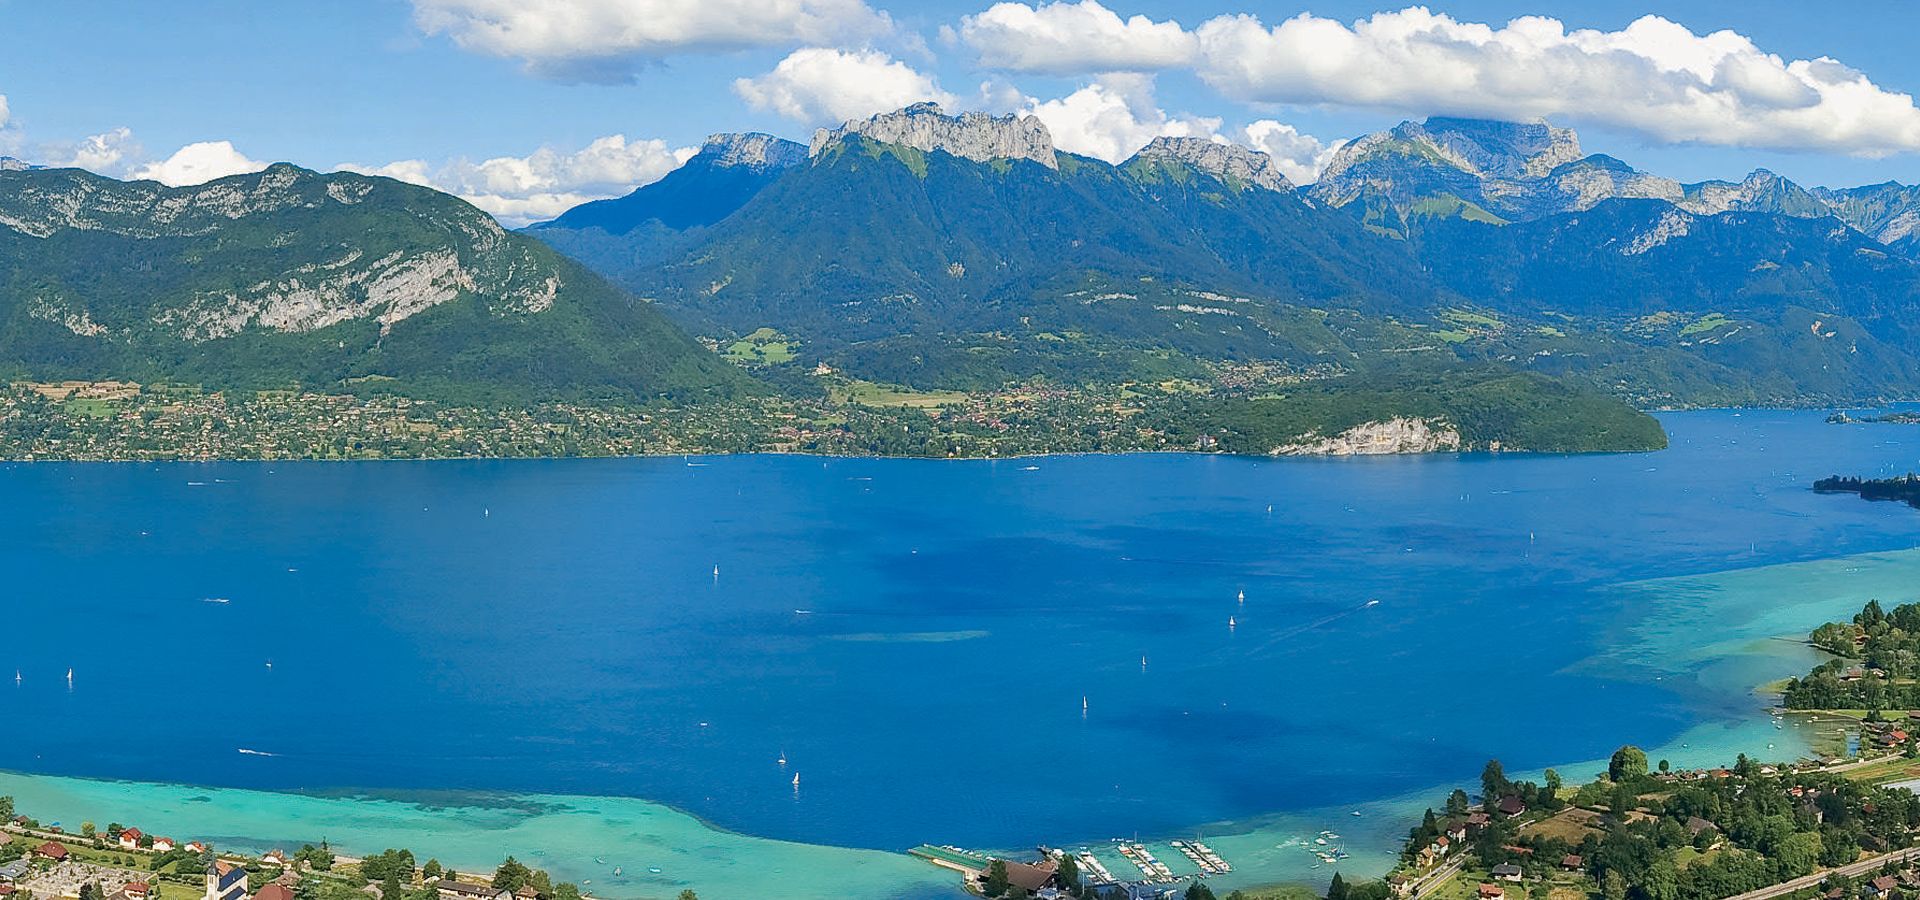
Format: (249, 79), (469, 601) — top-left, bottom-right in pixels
(0, 802), (699, 900)
(0, 378), (1192, 462)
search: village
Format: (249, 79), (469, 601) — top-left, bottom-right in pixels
(0, 807), (667, 900)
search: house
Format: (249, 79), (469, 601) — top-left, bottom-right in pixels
(123, 882), (152, 900)
(1496, 796), (1526, 816)
(152, 838), (176, 854)
(1685, 817), (1717, 837)
(206, 861), (248, 900)
(1867, 875), (1899, 897)
(1560, 855), (1583, 871)
(1477, 884), (1505, 900)
(185, 842), (209, 855)
(119, 828), (144, 851)
(1466, 812), (1491, 829)
(261, 850), (289, 868)
(255, 884), (294, 900)
(0, 862), (31, 883)
(1001, 860), (1058, 895)
(1491, 864), (1523, 883)
(1444, 823), (1468, 843)
(35, 841), (69, 861)
(436, 882), (511, 900)
(1388, 875), (1414, 898)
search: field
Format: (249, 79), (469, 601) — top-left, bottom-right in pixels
(828, 378), (969, 409)
(722, 327), (798, 366)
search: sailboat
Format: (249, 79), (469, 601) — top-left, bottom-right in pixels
(778, 751), (787, 766)
(792, 773), (801, 787)
(1237, 589), (1245, 604)
(13, 671), (19, 686)
(1228, 616), (1237, 629)
(1140, 655), (1148, 669)
(1082, 696), (1089, 712)
(66, 668), (74, 688)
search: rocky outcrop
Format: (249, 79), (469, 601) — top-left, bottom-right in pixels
(810, 102), (1059, 169)
(700, 133), (807, 172)
(0, 164), (568, 341)
(1273, 417), (1463, 456)
(0, 157), (34, 172)
(1128, 137), (1293, 192)
(1545, 155), (1683, 211)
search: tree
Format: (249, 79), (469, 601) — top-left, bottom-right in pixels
(1056, 854), (1079, 890)
(1481, 760), (1509, 805)
(1446, 789), (1471, 817)
(985, 860), (1010, 898)
(1328, 872), (1350, 900)
(1543, 770), (1562, 794)
(422, 861), (442, 881)
(551, 886), (581, 900)
(1608, 746), (1648, 783)
(1185, 884), (1217, 900)
(676, 893), (697, 900)
(1602, 869), (1627, 900)
(1610, 783), (1639, 817)
(381, 875), (405, 900)
(492, 858), (534, 894)
(294, 878), (321, 900)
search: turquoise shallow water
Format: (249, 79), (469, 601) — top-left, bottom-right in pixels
(3, 410), (1920, 898)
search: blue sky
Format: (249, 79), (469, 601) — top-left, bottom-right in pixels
(3, 0), (1918, 223)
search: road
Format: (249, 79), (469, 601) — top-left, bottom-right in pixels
(1721, 849), (1917, 900)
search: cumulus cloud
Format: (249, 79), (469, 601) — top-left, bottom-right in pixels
(1024, 75), (1218, 163)
(50, 128), (145, 175)
(347, 134), (696, 226)
(959, 1), (1196, 75)
(413, 0), (892, 82)
(0, 95), (10, 131)
(734, 48), (954, 126)
(133, 141), (268, 186)
(1240, 121), (1342, 185)
(958, 3), (1920, 155)
(1197, 9), (1920, 155)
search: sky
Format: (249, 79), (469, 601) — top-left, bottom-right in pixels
(3, 0), (1919, 224)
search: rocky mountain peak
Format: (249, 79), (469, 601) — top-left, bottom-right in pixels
(1130, 137), (1293, 193)
(1417, 117), (1583, 179)
(1320, 117), (1582, 183)
(699, 133), (807, 171)
(810, 102), (1059, 170)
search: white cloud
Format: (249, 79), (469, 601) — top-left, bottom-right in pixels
(346, 134), (696, 226)
(1241, 121), (1342, 185)
(1191, 8), (1920, 155)
(51, 128), (144, 175)
(955, 3), (1920, 155)
(133, 141), (268, 186)
(734, 48), (954, 126)
(1023, 74), (1217, 163)
(959, 1), (1196, 75)
(0, 95), (10, 131)
(413, 0), (892, 82)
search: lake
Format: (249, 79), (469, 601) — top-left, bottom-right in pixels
(3, 409), (1920, 897)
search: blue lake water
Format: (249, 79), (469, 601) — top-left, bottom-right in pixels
(4, 409), (1920, 896)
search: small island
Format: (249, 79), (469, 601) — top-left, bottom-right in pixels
(1812, 476), (1920, 510)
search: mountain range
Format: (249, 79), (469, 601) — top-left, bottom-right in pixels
(0, 164), (748, 402)
(531, 105), (1920, 405)
(4, 103), (1920, 433)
